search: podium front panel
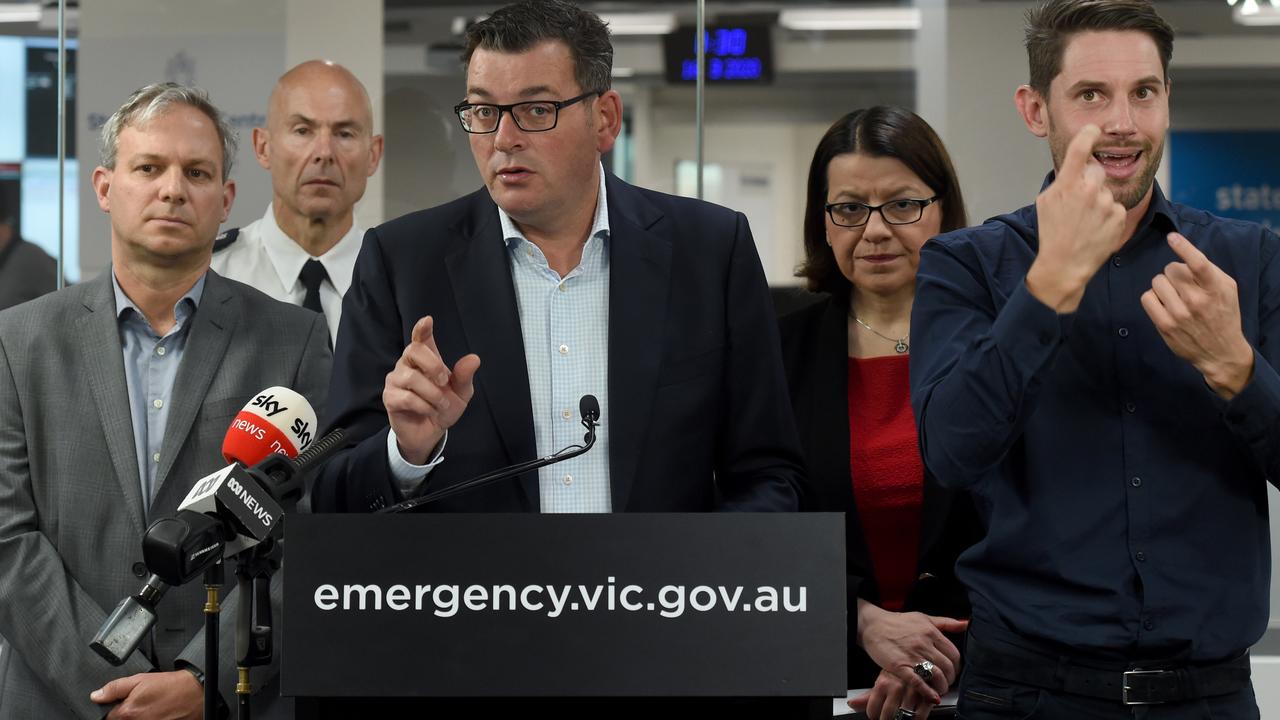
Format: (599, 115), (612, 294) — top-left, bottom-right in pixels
(282, 512), (844, 698)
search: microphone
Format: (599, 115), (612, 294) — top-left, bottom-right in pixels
(580, 394), (600, 425)
(384, 394), (601, 514)
(171, 386), (321, 555)
(222, 386), (317, 465)
(90, 387), (325, 665)
(89, 573), (169, 666)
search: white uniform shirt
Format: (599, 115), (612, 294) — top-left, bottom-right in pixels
(210, 203), (362, 345)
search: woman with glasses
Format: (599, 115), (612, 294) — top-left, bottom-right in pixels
(778, 106), (981, 720)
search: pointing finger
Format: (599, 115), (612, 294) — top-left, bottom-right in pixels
(1167, 232), (1215, 283)
(1060, 124), (1102, 181)
(410, 315), (433, 346)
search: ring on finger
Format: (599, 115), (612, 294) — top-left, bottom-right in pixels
(912, 660), (935, 681)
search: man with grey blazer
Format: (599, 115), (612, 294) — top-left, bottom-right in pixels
(0, 83), (330, 718)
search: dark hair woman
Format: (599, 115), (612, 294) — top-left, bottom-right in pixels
(779, 106), (982, 720)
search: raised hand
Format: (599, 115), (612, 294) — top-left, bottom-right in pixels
(1141, 232), (1255, 398)
(1026, 124), (1128, 313)
(383, 315), (481, 463)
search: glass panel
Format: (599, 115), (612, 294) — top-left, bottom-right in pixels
(0, 27), (73, 308)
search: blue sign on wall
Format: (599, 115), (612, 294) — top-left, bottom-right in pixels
(1170, 130), (1280, 231)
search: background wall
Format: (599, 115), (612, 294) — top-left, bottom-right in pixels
(75, 0), (383, 279)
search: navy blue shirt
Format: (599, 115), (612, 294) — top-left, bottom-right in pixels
(910, 179), (1280, 662)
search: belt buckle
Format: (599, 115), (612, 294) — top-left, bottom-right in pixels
(1122, 669), (1172, 706)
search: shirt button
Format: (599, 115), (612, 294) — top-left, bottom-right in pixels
(1144, 620), (1155, 631)
(1117, 327), (1130, 338)
(562, 409), (572, 420)
(563, 474), (572, 486)
(153, 452), (161, 463)
(131, 562), (146, 578)
(557, 284), (567, 292)
(1112, 256), (1123, 267)
(1130, 476), (1142, 488)
(1125, 401), (1136, 413)
(1038, 332), (1053, 346)
(1136, 551), (1147, 562)
(156, 346), (166, 356)
(152, 398), (164, 409)
(558, 344), (569, 355)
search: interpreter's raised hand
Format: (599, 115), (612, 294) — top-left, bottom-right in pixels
(383, 315), (481, 464)
(855, 599), (966, 706)
(91, 670), (202, 720)
(1026, 124), (1128, 313)
(1141, 232), (1255, 399)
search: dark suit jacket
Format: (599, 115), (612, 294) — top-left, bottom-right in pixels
(777, 294), (981, 687)
(0, 237), (59, 311)
(0, 270), (331, 719)
(313, 173), (802, 513)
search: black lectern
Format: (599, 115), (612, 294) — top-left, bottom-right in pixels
(284, 513), (845, 718)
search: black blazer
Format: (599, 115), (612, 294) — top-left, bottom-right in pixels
(312, 173), (803, 513)
(778, 293), (981, 687)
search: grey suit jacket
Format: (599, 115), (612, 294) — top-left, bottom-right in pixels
(0, 269), (331, 719)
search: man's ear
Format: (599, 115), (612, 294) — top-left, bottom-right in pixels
(594, 90), (623, 155)
(92, 166), (113, 213)
(367, 134), (385, 177)
(252, 126), (271, 170)
(1015, 84), (1049, 139)
(221, 179), (236, 223)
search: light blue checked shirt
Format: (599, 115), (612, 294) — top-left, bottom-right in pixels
(112, 272), (205, 515)
(389, 170), (612, 513)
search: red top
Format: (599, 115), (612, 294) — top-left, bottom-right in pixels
(847, 355), (924, 611)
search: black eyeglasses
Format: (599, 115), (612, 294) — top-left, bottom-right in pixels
(825, 196), (940, 228)
(454, 91), (602, 134)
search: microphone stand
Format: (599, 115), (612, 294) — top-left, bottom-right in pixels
(383, 408), (600, 514)
(203, 561), (223, 720)
(232, 540), (280, 720)
(227, 428), (348, 720)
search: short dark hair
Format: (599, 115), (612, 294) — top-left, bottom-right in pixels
(797, 106), (967, 295)
(1025, 0), (1174, 96)
(462, 0), (613, 94)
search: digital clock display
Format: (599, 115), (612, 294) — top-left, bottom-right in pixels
(663, 25), (774, 84)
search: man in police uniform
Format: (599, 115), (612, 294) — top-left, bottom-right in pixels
(212, 60), (383, 345)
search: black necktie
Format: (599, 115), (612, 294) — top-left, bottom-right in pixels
(299, 259), (328, 316)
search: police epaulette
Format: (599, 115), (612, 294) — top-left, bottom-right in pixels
(212, 227), (240, 253)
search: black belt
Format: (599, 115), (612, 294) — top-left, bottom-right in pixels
(966, 631), (1252, 706)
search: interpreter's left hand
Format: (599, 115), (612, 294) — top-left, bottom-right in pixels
(1140, 232), (1255, 399)
(92, 669), (203, 719)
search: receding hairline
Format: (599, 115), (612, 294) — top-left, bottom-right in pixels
(266, 60), (374, 129)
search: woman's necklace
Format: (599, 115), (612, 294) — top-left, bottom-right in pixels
(848, 310), (909, 354)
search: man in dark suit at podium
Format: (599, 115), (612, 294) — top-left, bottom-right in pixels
(312, 0), (802, 516)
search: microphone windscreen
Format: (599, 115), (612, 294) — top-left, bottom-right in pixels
(579, 394), (600, 422)
(221, 387), (318, 465)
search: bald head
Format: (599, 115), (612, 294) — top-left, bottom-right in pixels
(254, 60), (383, 250)
(268, 60), (373, 130)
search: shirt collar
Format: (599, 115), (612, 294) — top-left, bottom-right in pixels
(258, 202), (364, 297)
(111, 269), (206, 332)
(1036, 170), (1180, 239)
(498, 163), (611, 250)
